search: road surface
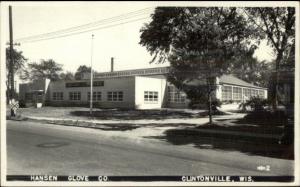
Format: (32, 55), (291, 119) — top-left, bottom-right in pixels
(6, 120), (294, 176)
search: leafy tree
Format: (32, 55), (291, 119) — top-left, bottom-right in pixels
(60, 71), (75, 81)
(230, 57), (273, 88)
(6, 48), (27, 74)
(140, 7), (255, 124)
(23, 59), (63, 81)
(74, 65), (91, 80)
(6, 48), (27, 103)
(283, 40), (295, 70)
(244, 7), (295, 108)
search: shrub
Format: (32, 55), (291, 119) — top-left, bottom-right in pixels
(239, 96), (269, 112)
(211, 99), (222, 112)
(19, 100), (26, 108)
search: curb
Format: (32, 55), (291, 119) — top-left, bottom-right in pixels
(17, 117), (141, 131)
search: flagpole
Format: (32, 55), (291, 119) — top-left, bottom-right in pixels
(90, 34), (94, 116)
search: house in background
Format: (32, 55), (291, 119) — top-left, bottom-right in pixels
(217, 74), (267, 102)
(19, 79), (51, 107)
(19, 66), (267, 109)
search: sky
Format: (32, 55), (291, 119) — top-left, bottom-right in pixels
(1, 2), (276, 75)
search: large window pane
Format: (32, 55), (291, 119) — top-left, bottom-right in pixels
(168, 86), (186, 103)
(144, 91), (159, 103)
(107, 91), (123, 102)
(222, 86), (232, 101)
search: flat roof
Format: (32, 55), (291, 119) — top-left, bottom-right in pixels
(91, 67), (170, 79)
(80, 67), (267, 89)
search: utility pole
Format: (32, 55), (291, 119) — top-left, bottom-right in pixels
(89, 34), (94, 116)
(9, 5), (16, 117)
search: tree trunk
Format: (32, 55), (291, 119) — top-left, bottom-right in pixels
(206, 77), (213, 125)
(208, 91), (212, 125)
(6, 76), (10, 105)
(273, 51), (283, 110)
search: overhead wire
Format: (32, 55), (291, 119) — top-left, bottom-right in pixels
(16, 7), (153, 42)
(15, 7), (154, 43)
(19, 16), (149, 43)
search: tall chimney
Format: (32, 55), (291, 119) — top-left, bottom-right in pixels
(110, 57), (114, 72)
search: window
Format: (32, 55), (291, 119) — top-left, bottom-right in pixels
(93, 81), (105, 87)
(108, 92), (112, 101)
(233, 87), (242, 101)
(250, 89), (256, 97)
(53, 92), (63, 100)
(69, 92), (81, 101)
(144, 91), (158, 102)
(222, 86), (232, 101)
(88, 92), (101, 101)
(258, 90), (265, 98)
(167, 86), (186, 103)
(243, 88), (250, 100)
(107, 91), (123, 101)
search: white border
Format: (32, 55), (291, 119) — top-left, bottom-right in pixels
(1, 1), (299, 186)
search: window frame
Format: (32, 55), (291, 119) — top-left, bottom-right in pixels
(144, 91), (159, 103)
(167, 86), (186, 104)
(107, 91), (123, 102)
(52, 92), (63, 101)
(232, 86), (242, 101)
(88, 91), (102, 101)
(69, 92), (81, 101)
(222, 85), (232, 101)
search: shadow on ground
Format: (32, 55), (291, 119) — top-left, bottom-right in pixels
(144, 128), (294, 160)
(234, 110), (288, 126)
(204, 119), (284, 134)
(93, 124), (140, 131)
(70, 109), (206, 120)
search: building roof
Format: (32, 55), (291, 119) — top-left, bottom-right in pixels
(86, 67), (169, 79)
(219, 74), (266, 89)
(183, 74), (266, 89)
(84, 66), (266, 89)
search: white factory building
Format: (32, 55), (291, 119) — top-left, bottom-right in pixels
(19, 66), (267, 109)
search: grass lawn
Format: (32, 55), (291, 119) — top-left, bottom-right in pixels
(70, 109), (205, 120)
(17, 107), (93, 119)
(17, 106), (208, 120)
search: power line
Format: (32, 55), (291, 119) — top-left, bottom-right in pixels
(19, 16), (149, 43)
(15, 7), (154, 42)
(16, 7), (153, 42)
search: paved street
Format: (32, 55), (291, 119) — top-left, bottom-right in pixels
(6, 120), (294, 176)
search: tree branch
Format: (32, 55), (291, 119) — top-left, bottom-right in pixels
(270, 8), (281, 46)
(258, 8), (280, 52)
